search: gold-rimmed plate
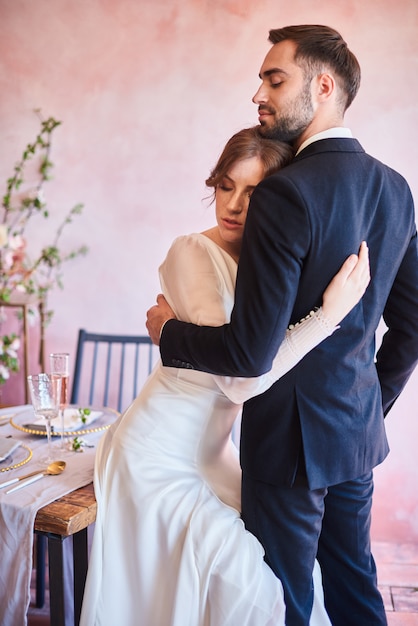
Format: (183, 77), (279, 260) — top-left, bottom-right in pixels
(0, 444), (32, 472)
(9, 405), (119, 437)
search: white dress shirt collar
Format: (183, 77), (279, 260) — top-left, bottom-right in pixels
(295, 127), (353, 156)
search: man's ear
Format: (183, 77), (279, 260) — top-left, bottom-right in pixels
(314, 73), (335, 102)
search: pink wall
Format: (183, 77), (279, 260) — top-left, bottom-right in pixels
(0, 0), (417, 543)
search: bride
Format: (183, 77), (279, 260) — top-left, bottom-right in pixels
(80, 127), (370, 626)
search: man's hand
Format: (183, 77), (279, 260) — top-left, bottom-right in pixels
(146, 294), (177, 345)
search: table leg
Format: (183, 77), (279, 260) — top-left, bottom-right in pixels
(73, 528), (88, 625)
(47, 533), (66, 626)
(35, 533), (46, 608)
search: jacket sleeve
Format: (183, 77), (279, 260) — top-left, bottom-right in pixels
(159, 234), (336, 405)
(376, 230), (418, 414)
(213, 310), (336, 404)
(160, 175), (311, 377)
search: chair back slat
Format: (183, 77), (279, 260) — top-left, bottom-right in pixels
(147, 347), (153, 380)
(133, 344), (140, 399)
(103, 343), (113, 408)
(118, 344), (126, 413)
(90, 342), (99, 406)
(70, 329), (158, 413)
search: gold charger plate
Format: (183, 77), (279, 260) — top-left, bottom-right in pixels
(0, 443), (32, 472)
(10, 405), (119, 437)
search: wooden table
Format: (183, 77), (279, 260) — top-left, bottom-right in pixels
(34, 483), (97, 626)
(0, 404), (114, 626)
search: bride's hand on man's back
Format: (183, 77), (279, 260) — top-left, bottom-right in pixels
(321, 241), (370, 326)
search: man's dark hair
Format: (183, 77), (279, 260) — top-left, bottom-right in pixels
(269, 25), (361, 111)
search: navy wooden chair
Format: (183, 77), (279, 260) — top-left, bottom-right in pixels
(70, 329), (157, 412)
(35, 329), (158, 609)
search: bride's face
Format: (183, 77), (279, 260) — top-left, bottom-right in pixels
(215, 156), (265, 251)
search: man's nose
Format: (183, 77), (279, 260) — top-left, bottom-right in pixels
(252, 83), (267, 104)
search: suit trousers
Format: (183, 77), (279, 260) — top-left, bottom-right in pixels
(318, 473), (387, 626)
(241, 471), (387, 626)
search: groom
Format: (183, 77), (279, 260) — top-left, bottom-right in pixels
(146, 25), (418, 625)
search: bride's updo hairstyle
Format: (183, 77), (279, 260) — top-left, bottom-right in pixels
(205, 127), (294, 196)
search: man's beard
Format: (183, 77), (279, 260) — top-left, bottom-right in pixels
(258, 81), (314, 144)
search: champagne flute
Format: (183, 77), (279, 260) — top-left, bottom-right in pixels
(49, 352), (70, 450)
(27, 373), (62, 463)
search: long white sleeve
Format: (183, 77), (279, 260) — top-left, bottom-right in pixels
(159, 234), (337, 405)
(213, 310), (335, 404)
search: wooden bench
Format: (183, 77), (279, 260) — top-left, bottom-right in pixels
(34, 483), (97, 626)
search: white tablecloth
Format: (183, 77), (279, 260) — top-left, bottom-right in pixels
(0, 405), (116, 626)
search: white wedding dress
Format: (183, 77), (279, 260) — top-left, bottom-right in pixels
(80, 234), (333, 626)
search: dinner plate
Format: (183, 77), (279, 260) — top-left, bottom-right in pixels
(9, 405), (119, 437)
(0, 443), (32, 472)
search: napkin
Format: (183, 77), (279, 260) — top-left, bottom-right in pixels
(33, 408), (103, 431)
(0, 437), (21, 462)
(53, 407), (102, 430)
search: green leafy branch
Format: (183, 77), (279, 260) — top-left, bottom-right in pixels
(0, 111), (88, 324)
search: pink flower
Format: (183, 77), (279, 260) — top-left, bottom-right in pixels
(0, 364), (10, 380)
(8, 235), (25, 251)
(6, 337), (20, 357)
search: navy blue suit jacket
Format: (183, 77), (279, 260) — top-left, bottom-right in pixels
(160, 138), (418, 489)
